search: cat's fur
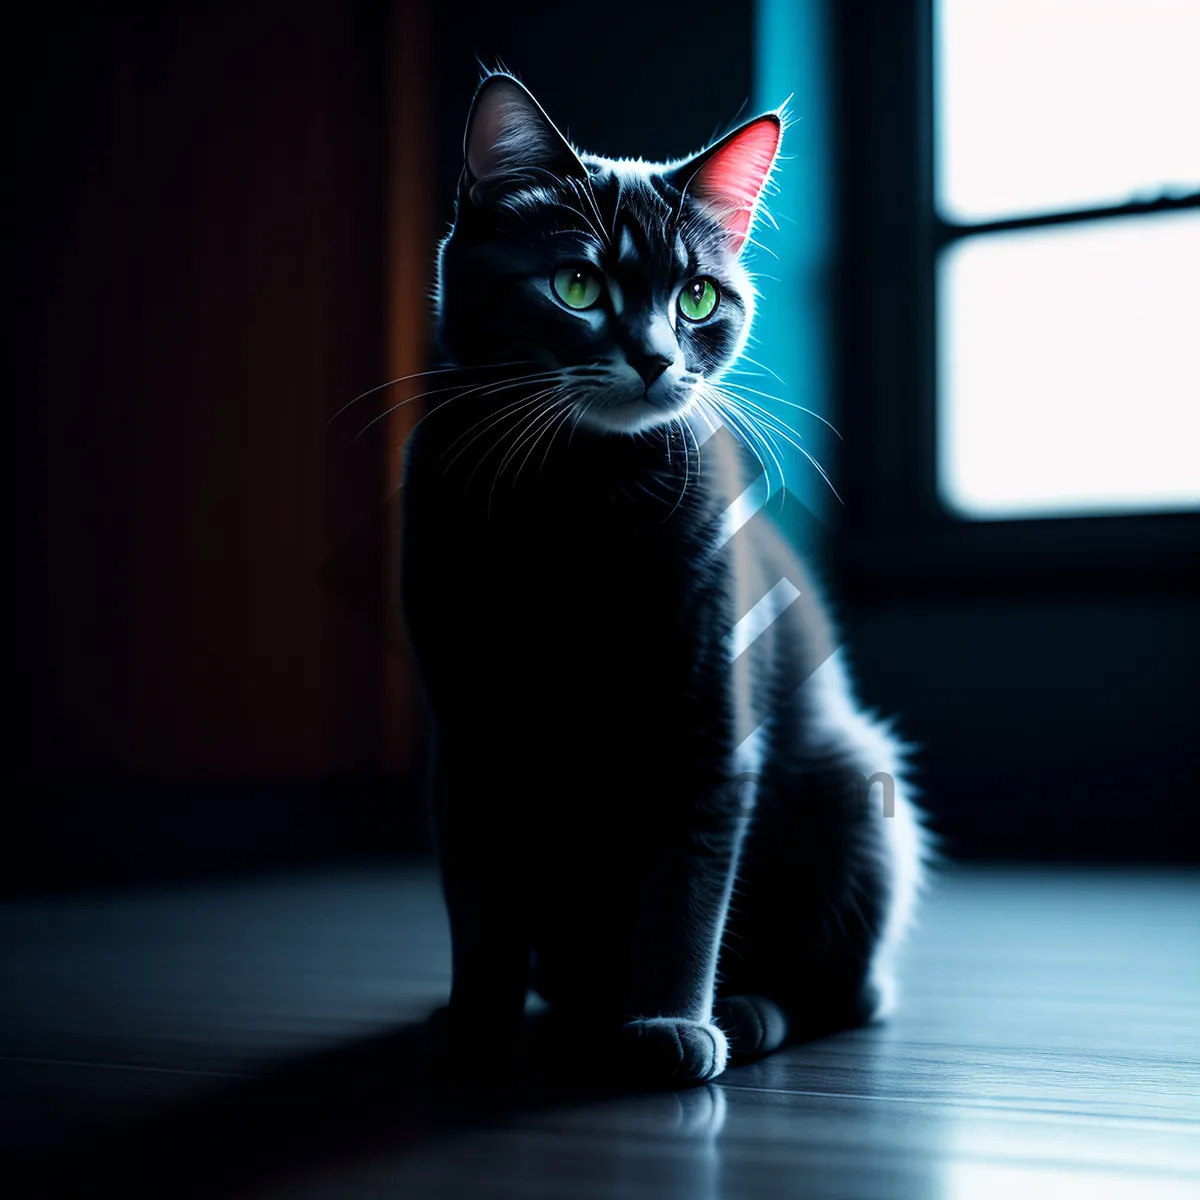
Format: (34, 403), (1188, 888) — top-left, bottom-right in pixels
(400, 73), (929, 1085)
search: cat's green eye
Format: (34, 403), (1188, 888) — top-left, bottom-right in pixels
(678, 277), (719, 323)
(552, 266), (603, 311)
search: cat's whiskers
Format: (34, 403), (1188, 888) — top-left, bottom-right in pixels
(432, 364), (616, 486)
(712, 386), (802, 452)
(512, 397), (574, 486)
(720, 390), (842, 504)
(328, 359), (538, 428)
(567, 175), (612, 250)
(697, 383), (782, 497)
(351, 369), (562, 445)
(567, 395), (594, 447)
(434, 392), (550, 473)
(501, 388), (571, 477)
(723, 398), (791, 500)
(663, 412), (699, 521)
(715, 378), (843, 440)
(445, 384), (567, 484)
(490, 387), (571, 484)
(734, 353), (787, 388)
(537, 397), (581, 475)
(703, 382), (844, 506)
(553, 201), (609, 248)
(465, 383), (570, 486)
(485, 388), (573, 513)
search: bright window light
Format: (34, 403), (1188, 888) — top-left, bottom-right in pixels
(936, 0), (1200, 223)
(938, 213), (1200, 519)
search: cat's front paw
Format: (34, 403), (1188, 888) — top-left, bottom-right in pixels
(615, 1017), (728, 1087)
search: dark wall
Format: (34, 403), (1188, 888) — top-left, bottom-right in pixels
(844, 595), (1200, 862)
(9, 0), (420, 891)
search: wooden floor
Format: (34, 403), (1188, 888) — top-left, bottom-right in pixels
(2, 863), (1198, 1198)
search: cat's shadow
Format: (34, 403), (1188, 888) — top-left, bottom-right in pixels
(18, 1013), (727, 1198)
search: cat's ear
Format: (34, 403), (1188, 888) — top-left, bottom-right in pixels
(665, 114), (782, 255)
(463, 74), (587, 199)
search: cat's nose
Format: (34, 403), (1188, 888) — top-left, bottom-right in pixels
(630, 352), (672, 388)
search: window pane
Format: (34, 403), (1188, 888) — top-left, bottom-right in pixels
(936, 0), (1200, 223)
(938, 213), (1200, 519)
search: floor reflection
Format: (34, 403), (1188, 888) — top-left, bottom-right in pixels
(258, 1083), (728, 1200)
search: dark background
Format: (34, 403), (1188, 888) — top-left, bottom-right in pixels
(8, 0), (1198, 897)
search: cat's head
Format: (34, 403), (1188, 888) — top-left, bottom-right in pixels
(435, 73), (781, 436)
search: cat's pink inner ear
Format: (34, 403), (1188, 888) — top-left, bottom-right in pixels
(687, 117), (781, 251)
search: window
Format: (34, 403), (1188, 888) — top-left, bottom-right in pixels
(935, 0), (1200, 520)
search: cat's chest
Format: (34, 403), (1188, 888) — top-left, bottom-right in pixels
(432, 518), (719, 686)
(487, 534), (696, 653)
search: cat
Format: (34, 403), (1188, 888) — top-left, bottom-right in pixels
(399, 71), (929, 1086)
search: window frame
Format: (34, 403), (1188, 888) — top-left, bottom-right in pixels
(828, 0), (1200, 600)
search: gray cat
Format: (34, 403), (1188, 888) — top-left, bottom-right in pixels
(400, 73), (929, 1086)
